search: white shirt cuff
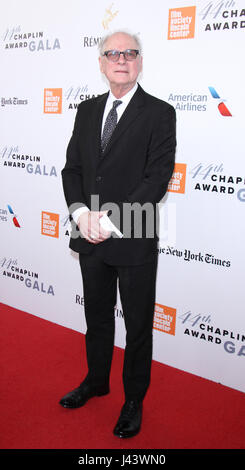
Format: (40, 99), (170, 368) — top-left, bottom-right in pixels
(72, 206), (89, 224)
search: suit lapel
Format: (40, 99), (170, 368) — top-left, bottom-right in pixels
(90, 92), (108, 161)
(101, 85), (146, 159)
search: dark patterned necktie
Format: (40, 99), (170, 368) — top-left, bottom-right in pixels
(101, 100), (122, 152)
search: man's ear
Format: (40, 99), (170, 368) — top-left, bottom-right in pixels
(139, 56), (143, 73)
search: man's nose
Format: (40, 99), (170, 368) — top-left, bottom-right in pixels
(118, 52), (126, 64)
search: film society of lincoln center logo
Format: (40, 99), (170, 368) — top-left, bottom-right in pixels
(44, 88), (62, 113)
(168, 6), (196, 39)
(41, 211), (59, 238)
(168, 163), (187, 194)
(154, 303), (177, 335)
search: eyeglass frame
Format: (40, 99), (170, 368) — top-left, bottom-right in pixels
(102, 49), (140, 62)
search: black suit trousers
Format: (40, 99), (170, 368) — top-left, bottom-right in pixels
(79, 252), (158, 402)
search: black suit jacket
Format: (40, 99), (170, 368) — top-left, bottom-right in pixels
(61, 84), (176, 265)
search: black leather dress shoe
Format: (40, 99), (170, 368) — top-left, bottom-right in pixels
(113, 400), (143, 438)
(59, 382), (109, 408)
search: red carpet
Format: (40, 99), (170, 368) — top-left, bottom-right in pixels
(0, 302), (244, 450)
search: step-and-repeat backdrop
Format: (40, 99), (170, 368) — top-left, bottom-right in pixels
(1, 0), (244, 393)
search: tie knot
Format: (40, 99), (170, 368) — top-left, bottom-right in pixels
(113, 100), (122, 109)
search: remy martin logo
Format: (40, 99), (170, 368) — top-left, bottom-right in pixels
(102, 3), (119, 29)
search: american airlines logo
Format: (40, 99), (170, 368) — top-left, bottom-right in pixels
(208, 86), (232, 116)
(7, 204), (21, 227)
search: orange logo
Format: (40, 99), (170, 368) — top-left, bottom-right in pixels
(44, 88), (62, 113)
(154, 303), (176, 335)
(41, 211), (59, 238)
(168, 6), (196, 40)
(168, 163), (187, 194)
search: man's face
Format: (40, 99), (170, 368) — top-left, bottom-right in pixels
(99, 33), (142, 91)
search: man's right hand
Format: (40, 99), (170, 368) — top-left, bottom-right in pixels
(77, 210), (111, 244)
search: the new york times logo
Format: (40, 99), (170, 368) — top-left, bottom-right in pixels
(1, 97), (28, 107)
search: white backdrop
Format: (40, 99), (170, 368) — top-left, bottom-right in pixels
(1, 0), (245, 393)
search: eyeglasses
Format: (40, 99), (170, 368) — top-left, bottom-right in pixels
(102, 49), (140, 62)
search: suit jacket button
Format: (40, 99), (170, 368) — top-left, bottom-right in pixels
(96, 176), (102, 182)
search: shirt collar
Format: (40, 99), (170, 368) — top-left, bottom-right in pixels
(108, 82), (138, 106)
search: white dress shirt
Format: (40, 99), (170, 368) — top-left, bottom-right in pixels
(101, 82), (138, 135)
(72, 83), (138, 237)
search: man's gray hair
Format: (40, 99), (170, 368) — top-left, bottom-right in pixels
(98, 30), (142, 56)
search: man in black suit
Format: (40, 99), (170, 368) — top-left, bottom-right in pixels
(60, 31), (176, 438)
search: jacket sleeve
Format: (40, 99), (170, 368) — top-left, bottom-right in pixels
(127, 105), (176, 205)
(61, 106), (87, 214)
